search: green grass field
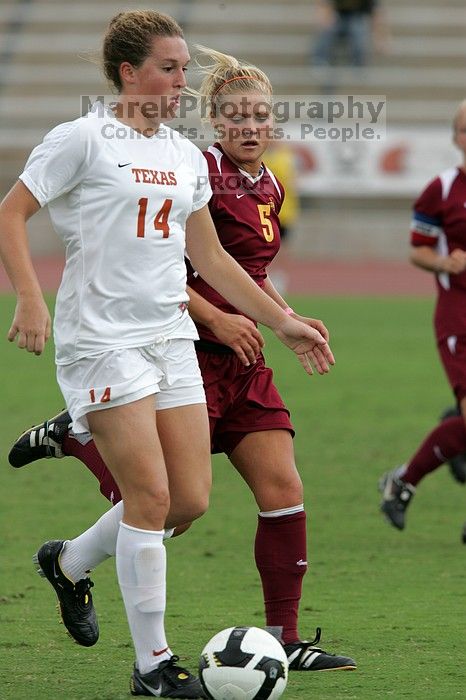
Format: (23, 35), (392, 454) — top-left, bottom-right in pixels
(1, 293), (465, 700)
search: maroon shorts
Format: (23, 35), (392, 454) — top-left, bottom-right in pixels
(195, 344), (294, 456)
(437, 334), (466, 402)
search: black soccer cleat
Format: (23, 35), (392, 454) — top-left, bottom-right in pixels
(461, 522), (466, 545)
(439, 406), (466, 484)
(379, 469), (416, 530)
(33, 540), (99, 647)
(131, 656), (206, 698)
(9, 409), (71, 468)
(283, 628), (356, 671)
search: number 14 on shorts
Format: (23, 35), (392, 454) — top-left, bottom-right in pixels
(89, 387), (111, 403)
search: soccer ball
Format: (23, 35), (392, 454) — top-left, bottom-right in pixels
(199, 626), (288, 700)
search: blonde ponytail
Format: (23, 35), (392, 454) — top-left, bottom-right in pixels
(191, 45), (272, 118)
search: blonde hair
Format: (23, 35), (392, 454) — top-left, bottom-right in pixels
(192, 45), (272, 118)
(102, 10), (184, 92)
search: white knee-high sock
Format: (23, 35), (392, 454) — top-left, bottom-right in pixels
(116, 522), (171, 674)
(59, 502), (176, 583)
(60, 501), (124, 582)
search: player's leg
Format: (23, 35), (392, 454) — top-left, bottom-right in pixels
(29, 401), (203, 655)
(8, 408), (124, 502)
(106, 341), (209, 697)
(22, 342), (209, 592)
(439, 405), (466, 483)
(206, 353), (306, 646)
(229, 429), (356, 671)
(211, 349), (355, 670)
(229, 428), (305, 644)
(155, 404), (211, 527)
(12, 340), (211, 523)
(379, 337), (466, 530)
(23, 429), (187, 642)
(34, 347), (207, 697)
(86, 397), (168, 525)
(83, 398), (206, 697)
(144, 336), (211, 529)
(31, 411), (199, 651)
(63, 431), (123, 502)
(199, 350), (310, 659)
(32, 394), (168, 652)
(89, 400), (208, 697)
(33, 397), (171, 648)
(379, 414), (466, 530)
(9, 411), (208, 528)
(9, 416), (198, 535)
(57, 401), (208, 586)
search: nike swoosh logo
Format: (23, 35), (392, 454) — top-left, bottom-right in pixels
(236, 193), (246, 199)
(296, 559), (308, 566)
(118, 162), (132, 168)
(140, 678), (162, 694)
(152, 647), (169, 656)
(53, 560), (60, 578)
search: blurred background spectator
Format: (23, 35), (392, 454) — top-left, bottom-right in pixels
(312, 0), (390, 91)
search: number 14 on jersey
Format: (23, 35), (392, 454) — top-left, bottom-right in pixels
(137, 198), (173, 239)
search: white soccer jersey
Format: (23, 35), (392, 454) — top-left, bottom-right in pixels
(20, 105), (212, 364)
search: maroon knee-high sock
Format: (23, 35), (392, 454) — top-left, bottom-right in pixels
(62, 434), (121, 504)
(403, 416), (466, 486)
(254, 510), (307, 644)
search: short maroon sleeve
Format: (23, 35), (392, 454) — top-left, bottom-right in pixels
(411, 177), (443, 247)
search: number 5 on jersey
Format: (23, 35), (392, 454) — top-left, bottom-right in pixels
(257, 204), (274, 242)
(137, 198), (172, 238)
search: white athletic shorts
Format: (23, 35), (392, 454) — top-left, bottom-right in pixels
(57, 338), (206, 434)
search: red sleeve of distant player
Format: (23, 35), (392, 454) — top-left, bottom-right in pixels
(410, 177), (443, 247)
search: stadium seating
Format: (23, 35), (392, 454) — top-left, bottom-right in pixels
(0, 0), (464, 257)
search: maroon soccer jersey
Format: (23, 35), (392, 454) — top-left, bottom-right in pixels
(411, 167), (466, 340)
(187, 143), (284, 343)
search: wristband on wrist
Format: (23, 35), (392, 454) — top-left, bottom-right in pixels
(284, 306), (294, 315)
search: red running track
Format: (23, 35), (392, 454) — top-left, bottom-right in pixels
(0, 255), (434, 296)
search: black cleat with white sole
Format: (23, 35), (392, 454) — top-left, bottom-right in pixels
(9, 409), (71, 468)
(283, 628), (357, 671)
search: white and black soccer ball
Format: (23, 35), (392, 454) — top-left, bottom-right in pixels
(199, 626), (288, 700)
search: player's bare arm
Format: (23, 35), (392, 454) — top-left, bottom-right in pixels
(410, 244), (466, 275)
(262, 276), (330, 342)
(185, 205), (334, 375)
(0, 181), (51, 355)
(187, 285), (264, 366)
